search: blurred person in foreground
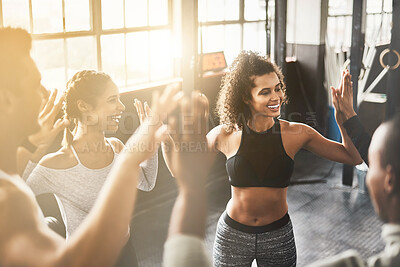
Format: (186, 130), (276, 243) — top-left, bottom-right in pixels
(0, 27), (180, 266)
(162, 92), (215, 267)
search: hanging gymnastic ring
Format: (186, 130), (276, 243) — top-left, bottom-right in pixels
(379, 48), (400, 70)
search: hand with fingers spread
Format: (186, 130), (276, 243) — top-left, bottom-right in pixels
(330, 69), (357, 125)
(133, 98), (147, 125)
(167, 92), (215, 190)
(134, 83), (183, 125)
(29, 88), (69, 148)
(17, 89), (70, 176)
(125, 84), (182, 165)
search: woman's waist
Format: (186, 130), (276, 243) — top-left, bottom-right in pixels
(231, 186), (287, 204)
(227, 189), (288, 226)
(222, 210), (290, 233)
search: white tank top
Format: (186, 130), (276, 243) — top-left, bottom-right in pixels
(26, 139), (158, 238)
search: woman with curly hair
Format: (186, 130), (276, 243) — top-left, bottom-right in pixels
(205, 51), (363, 266)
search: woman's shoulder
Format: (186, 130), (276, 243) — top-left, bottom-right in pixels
(278, 119), (311, 132)
(278, 119), (318, 142)
(207, 124), (238, 140)
(207, 124), (240, 150)
(38, 147), (77, 169)
(106, 137), (124, 153)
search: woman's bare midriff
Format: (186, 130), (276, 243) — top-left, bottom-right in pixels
(226, 186), (288, 226)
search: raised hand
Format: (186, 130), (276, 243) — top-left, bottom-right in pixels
(134, 83), (183, 125)
(29, 88), (69, 148)
(167, 92), (214, 190)
(125, 85), (182, 165)
(331, 69), (357, 125)
(134, 98), (146, 125)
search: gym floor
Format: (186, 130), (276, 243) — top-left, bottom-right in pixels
(131, 150), (383, 267)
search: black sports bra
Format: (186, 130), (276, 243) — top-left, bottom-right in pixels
(226, 118), (294, 188)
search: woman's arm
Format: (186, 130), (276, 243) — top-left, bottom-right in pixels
(109, 137), (159, 191)
(299, 122), (363, 165)
(133, 87), (184, 178)
(137, 151), (158, 191)
(288, 70), (362, 166)
(161, 135), (178, 177)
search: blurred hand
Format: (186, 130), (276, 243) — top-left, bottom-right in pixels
(134, 83), (183, 125)
(167, 92), (215, 190)
(124, 85), (182, 164)
(134, 98), (146, 125)
(29, 88), (69, 149)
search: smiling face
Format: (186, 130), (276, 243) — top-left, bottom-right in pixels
(87, 80), (126, 133)
(246, 72), (284, 119)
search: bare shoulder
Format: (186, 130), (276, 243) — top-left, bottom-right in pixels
(207, 124), (240, 155)
(107, 137), (125, 153)
(278, 119), (320, 154)
(0, 177), (40, 236)
(207, 124), (235, 138)
(207, 125), (234, 144)
(0, 178), (63, 265)
(279, 119), (315, 136)
(38, 147), (77, 169)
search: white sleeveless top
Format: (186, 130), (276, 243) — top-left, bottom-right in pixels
(26, 139), (158, 238)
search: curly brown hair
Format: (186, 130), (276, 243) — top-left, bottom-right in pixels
(216, 51), (287, 132)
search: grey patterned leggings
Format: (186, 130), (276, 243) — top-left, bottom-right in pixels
(213, 211), (297, 267)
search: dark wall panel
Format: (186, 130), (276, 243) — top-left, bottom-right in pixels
(285, 43), (327, 133)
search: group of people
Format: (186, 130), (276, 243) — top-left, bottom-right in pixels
(0, 26), (399, 267)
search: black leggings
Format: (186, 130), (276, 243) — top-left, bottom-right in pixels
(213, 212), (296, 267)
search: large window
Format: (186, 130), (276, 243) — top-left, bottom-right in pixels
(198, 0), (272, 66)
(0, 0), (173, 92)
(327, 0), (393, 50)
(0, 0), (270, 90)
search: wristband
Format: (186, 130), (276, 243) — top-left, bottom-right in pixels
(21, 137), (37, 153)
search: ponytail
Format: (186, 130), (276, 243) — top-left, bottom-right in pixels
(62, 115), (76, 147)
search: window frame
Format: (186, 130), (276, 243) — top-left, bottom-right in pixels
(0, 0), (174, 91)
(327, 0), (393, 50)
(198, 0), (272, 64)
